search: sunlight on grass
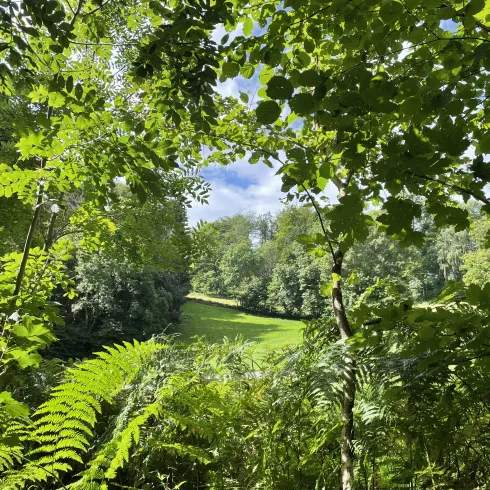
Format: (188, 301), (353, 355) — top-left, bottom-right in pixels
(186, 292), (239, 307)
(178, 301), (304, 354)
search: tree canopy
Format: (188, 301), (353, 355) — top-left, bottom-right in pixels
(2, 1), (490, 489)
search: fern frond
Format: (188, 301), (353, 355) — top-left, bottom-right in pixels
(0, 444), (22, 472)
(0, 340), (167, 489)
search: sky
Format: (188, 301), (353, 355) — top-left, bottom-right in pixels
(187, 23), (291, 225)
(187, 19), (462, 226)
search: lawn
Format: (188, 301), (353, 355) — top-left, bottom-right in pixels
(186, 291), (239, 307)
(178, 301), (304, 354)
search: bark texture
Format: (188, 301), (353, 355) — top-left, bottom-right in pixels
(332, 249), (356, 490)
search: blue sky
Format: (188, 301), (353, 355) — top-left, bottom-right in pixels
(188, 18), (462, 225)
(188, 23), (292, 225)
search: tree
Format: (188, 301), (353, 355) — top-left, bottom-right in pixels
(203, 3), (490, 487)
(219, 241), (258, 299)
(462, 217), (490, 286)
(435, 227), (472, 282)
(267, 261), (303, 315)
(3, 1), (490, 488)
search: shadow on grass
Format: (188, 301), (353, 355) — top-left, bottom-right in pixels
(178, 301), (303, 348)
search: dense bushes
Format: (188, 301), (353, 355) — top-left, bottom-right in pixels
(5, 299), (490, 490)
(50, 255), (189, 359)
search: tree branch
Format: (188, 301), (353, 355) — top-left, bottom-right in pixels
(407, 171), (490, 206)
(70, 0), (85, 26)
(300, 184), (336, 262)
(81, 0), (113, 17)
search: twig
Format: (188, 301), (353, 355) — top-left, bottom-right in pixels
(300, 184), (336, 261)
(81, 0), (113, 17)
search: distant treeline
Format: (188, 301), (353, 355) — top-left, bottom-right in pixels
(191, 203), (489, 317)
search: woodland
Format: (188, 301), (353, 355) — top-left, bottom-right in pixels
(1, 0), (490, 489)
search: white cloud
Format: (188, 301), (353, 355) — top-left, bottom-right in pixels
(189, 24), (338, 225)
(188, 159), (284, 224)
(215, 78), (240, 98)
(188, 157), (339, 225)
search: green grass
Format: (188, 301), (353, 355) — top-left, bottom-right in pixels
(178, 301), (304, 354)
(186, 292), (238, 307)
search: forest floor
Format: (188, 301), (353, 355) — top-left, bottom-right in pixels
(178, 301), (304, 357)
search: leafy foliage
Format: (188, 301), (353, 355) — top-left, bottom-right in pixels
(1, 339), (166, 489)
(2, 0), (490, 488)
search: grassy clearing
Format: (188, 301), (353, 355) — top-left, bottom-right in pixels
(186, 292), (238, 307)
(178, 301), (304, 355)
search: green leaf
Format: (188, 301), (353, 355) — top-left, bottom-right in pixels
(222, 61), (240, 78)
(478, 133), (490, 154)
(75, 82), (83, 100)
(239, 92), (249, 103)
(418, 326), (436, 340)
(17, 352), (43, 369)
(298, 69), (321, 87)
(266, 76), (294, 99)
(295, 51), (310, 68)
(256, 100), (281, 124)
(240, 64), (255, 79)
(379, 1), (403, 23)
(296, 234), (314, 245)
(320, 281), (333, 297)
(0, 392), (29, 417)
(49, 43), (64, 54)
(12, 324), (29, 337)
(289, 93), (315, 115)
(466, 0), (485, 15)
(259, 66), (274, 85)
(243, 17), (254, 36)
(304, 38), (315, 53)
(66, 75), (74, 93)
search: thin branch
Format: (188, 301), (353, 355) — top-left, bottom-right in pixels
(408, 171), (490, 206)
(300, 184), (336, 262)
(70, 0), (85, 26)
(475, 20), (490, 33)
(290, 5), (332, 27)
(81, 0), (112, 17)
(71, 41), (138, 47)
(65, 0), (76, 15)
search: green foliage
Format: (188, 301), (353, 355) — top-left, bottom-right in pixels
(2, 0), (490, 487)
(0, 241), (74, 371)
(462, 218), (490, 287)
(191, 206), (476, 316)
(0, 339), (166, 489)
(51, 254), (189, 359)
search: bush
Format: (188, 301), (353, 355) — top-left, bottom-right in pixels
(49, 254), (189, 359)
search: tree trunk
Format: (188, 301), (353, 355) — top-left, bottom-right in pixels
(43, 211), (58, 252)
(332, 249), (356, 490)
(14, 106), (52, 296)
(14, 183), (44, 296)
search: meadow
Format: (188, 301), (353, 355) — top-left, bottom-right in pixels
(178, 300), (304, 355)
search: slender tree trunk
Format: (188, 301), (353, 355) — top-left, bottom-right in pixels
(13, 183), (45, 296)
(332, 249), (356, 490)
(13, 106), (52, 296)
(43, 211), (57, 252)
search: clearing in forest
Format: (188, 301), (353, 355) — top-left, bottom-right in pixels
(178, 301), (304, 354)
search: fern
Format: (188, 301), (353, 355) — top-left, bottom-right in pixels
(70, 400), (164, 488)
(0, 340), (167, 489)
